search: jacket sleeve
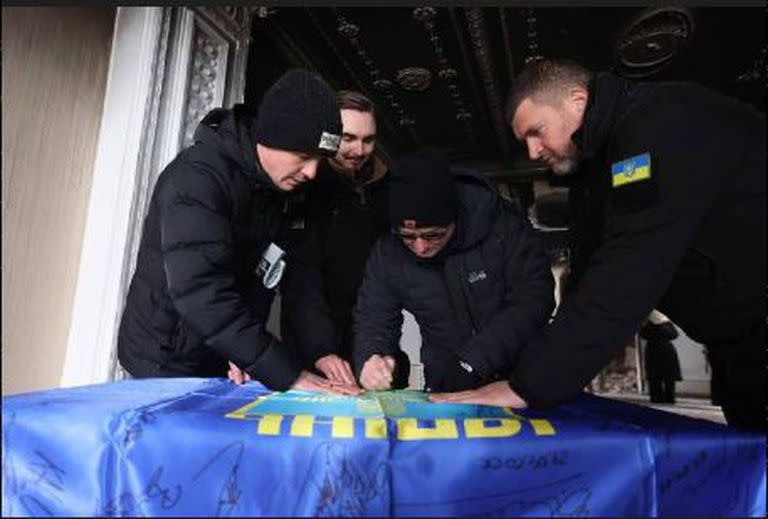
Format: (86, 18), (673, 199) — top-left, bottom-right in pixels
(457, 209), (555, 379)
(281, 226), (338, 367)
(160, 165), (300, 389)
(352, 238), (404, 379)
(508, 106), (726, 409)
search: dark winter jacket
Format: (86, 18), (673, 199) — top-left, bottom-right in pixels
(280, 158), (389, 360)
(639, 321), (681, 381)
(510, 72), (766, 408)
(117, 106), (302, 389)
(353, 167), (555, 392)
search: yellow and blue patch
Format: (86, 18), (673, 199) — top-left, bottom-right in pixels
(611, 152), (651, 188)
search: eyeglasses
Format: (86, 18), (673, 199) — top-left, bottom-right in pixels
(393, 228), (450, 244)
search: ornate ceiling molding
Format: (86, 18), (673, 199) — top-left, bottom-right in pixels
(396, 67), (433, 92)
(464, 7), (511, 160)
(334, 11), (419, 137)
(195, 6), (251, 40)
(251, 6), (277, 20)
(614, 7), (695, 78)
(499, 7), (515, 82)
(523, 8), (543, 64)
(737, 45), (767, 85)
(412, 6), (475, 143)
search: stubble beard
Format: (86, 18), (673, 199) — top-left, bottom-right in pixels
(551, 144), (581, 175)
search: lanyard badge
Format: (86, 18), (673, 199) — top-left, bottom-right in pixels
(255, 243), (286, 289)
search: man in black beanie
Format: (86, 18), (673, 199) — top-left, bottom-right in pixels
(354, 151), (555, 393)
(118, 69), (360, 396)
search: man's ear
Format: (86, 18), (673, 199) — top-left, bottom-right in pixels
(568, 87), (588, 115)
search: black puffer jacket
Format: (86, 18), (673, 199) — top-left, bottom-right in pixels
(353, 168), (555, 391)
(280, 158), (411, 387)
(281, 158), (390, 366)
(117, 106), (301, 389)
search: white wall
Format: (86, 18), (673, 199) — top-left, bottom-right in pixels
(671, 326), (711, 396)
(1, 7), (116, 395)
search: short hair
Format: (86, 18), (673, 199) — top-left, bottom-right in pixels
(336, 90), (375, 115)
(504, 59), (592, 122)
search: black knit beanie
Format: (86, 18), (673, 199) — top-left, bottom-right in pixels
(254, 69), (342, 156)
(389, 151), (458, 229)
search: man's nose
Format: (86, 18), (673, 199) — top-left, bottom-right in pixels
(302, 159), (320, 180)
(351, 141), (364, 156)
(413, 237), (429, 255)
(526, 138), (542, 160)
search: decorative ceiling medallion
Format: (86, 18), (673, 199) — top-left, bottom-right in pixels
(413, 7), (437, 23)
(523, 8), (543, 64)
(455, 110), (472, 121)
(334, 12), (419, 138)
(253, 6), (276, 19)
(437, 67), (457, 80)
(373, 79), (393, 91)
(396, 67), (433, 92)
(737, 45), (766, 84)
(337, 22), (360, 39)
(615, 7), (695, 78)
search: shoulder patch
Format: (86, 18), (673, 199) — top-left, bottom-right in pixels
(611, 153), (651, 188)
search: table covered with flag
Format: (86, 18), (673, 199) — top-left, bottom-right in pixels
(2, 378), (764, 517)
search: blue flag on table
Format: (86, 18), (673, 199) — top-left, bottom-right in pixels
(2, 378), (765, 517)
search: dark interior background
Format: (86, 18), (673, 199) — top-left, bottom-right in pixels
(243, 6), (765, 229)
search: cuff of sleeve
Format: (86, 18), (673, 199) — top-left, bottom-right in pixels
(353, 349), (396, 381)
(457, 347), (492, 381)
(392, 350), (411, 389)
(245, 339), (302, 391)
(507, 377), (550, 410)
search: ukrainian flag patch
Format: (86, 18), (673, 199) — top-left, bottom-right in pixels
(611, 153), (651, 188)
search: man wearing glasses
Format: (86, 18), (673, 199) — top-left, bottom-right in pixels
(354, 151), (555, 392)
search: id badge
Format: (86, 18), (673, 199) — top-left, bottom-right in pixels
(254, 242), (286, 289)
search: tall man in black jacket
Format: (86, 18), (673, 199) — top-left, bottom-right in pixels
(118, 69), (359, 396)
(355, 152), (555, 392)
(430, 59), (765, 429)
(279, 90), (409, 388)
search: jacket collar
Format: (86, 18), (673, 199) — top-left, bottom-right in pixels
(572, 72), (631, 160)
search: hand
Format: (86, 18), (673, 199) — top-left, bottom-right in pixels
(314, 354), (358, 387)
(360, 354), (395, 391)
(228, 361), (252, 385)
(291, 370), (362, 396)
(428, 380), (528, 408)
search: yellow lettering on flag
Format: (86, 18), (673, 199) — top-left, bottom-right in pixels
(225, 396), (267, 420)
(397, 418), (459, 440)
(290, 415), (315, 437)
(464, 418), (522, 438)
(529, 419), (556, 436)
(365, 418), (388, 439)
(332, 416), (355, 439)
(257, 414), (282, 435)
